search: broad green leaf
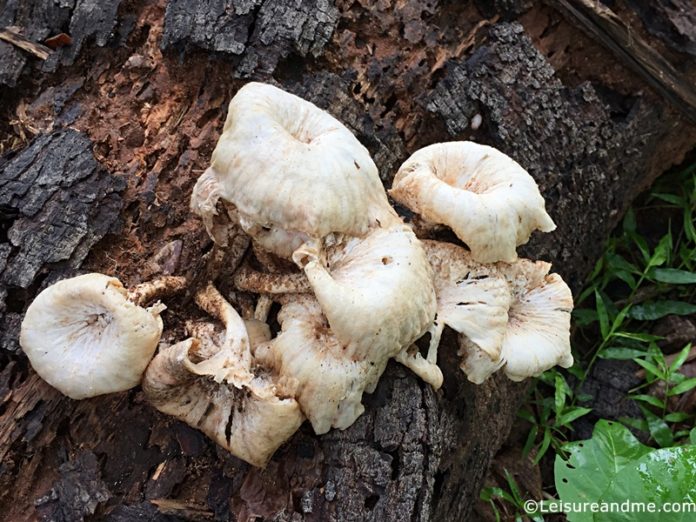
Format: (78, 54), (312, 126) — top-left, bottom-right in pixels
(599, 446), (696, 521)
(573, 308), (597, 326)
(652, 268), (696, 284)
(629, 300), (696, 321)
(555, 420), (652, 522)
(555, 373), (566, 414)
(690, 427), (696, 445)
(663, 412), (690, 423)
(648, 233), (672, 268)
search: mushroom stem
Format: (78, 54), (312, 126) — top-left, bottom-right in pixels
(128, 275), (188, 306)
(254, 295), (273, 322)
(192, 284), (253, 385)
(233, 262), (311, 294)
(395, 347), (444, 389)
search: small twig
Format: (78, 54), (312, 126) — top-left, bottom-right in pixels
(0, 28), (52, 60)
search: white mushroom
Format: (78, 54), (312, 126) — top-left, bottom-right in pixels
(255, 296), (379, 434)
(495, 260), (574, 382)
(292, 223), (436, 361)
(19, 273), (170, 400)
(191, 82), (396, 258)
(253, 222), (437, 433)
(142, 285), (303, 467)
(389, 141), (556, 263)
(407, 240), (512, 388)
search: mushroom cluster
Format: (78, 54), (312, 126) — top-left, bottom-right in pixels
(18, 82), (573, 467)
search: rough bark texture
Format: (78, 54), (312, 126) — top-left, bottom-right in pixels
(0, 0), (695, 521)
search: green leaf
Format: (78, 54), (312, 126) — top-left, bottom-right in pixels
(555, 420), (652, 522)
(613, 332), (661, 342)
(669, 377), (696, 396)
(641, 406), (674, 447)
(573, 308), (598, 326)
(690, 427), (696, 445)
(599, 347), (648, 360)
(652, 268), (696, 284)
(651, 192), (684, 206)
(633, 358), (662, 379)
(556, 420), (696, 521)
(599, 446), (696, 521)
(629, 300), (696, 321)
(556, 407), (592, 426)
(664, 412), (690, 423)
(648, 233), (672, 268)
(595, 290), (610, 339)
(555, 373), (566, 414)
(534, 428), (552, 464)
(631, 394), (666, 409)
(669, 343), (692, 373)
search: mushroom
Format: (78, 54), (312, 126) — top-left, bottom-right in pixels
(250, 221), (437, 433)
(493, 259), (574, 382)
(389, 141), (556, 263)
(19, 273), (184, 400)
(191, 82), (396, 259)
(291, 222), (436, 361)
(399, 240), (512, 388)
(419, 240), (573, 384)
(254, 296), (378, 434)
(142, 284), (304, 467)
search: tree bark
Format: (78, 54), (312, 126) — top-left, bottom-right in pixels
(0, 1), (695, 521)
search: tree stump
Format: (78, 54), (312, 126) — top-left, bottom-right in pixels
(1, 1), (694, 520)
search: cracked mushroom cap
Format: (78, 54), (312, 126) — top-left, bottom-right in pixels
(389, 141), (556, 263)
(459, 259), (574, 383)
(19, 273), (164, 400)
(292, 223), (437, 361)
(142, 286), (303, 467)
(191, 82), (396, 256)
(255, 296), (385, 434)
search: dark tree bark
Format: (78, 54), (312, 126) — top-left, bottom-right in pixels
(1, 1), (695, 521)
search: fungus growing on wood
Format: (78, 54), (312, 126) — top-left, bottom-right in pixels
(251, 221), (437, 434)
(420, 240), (574, 385)
(142, 284), (303, 467)
(190, 81), (396, 258)
(19, 273), (184, 400)
(389, 141), (556, 263)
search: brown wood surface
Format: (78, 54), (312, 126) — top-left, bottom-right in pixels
(1, 1), (695, 520)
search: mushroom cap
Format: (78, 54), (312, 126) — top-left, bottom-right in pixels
(293, 223), (437, 360)
(423, 240), (511, 362)
(20, 273), (163, 400)
(255, 297), (384, 434)
(498, 265), (574, 381)
(142, 287), (303, 467)
(143, 338), (302, 468)
(198, 82), (395, 246)
(389, 141), (556, 263)
(457, 259), (574, 383)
